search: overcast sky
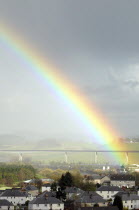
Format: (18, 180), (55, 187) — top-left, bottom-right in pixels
(0, 0), (139, 140)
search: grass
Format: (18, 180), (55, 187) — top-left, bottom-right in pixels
(0, 186), (12, 190)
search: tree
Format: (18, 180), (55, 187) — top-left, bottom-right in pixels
(59, 172), (74, 190)
(59, 174), (66, 190)
(80, 181), (96, 191)
(71, 170), (83, 188)
(64, 172), (74, 187)
(113, 195), (123, 210)
(96, 183), (101, 188)
(56, 187), (66, 201)
(35, 179), (42, 193)
(51, 182), (57, 191)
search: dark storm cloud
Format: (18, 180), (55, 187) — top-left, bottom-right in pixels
(1, 0), (139, 60)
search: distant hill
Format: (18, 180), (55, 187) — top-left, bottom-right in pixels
(34, 139), (61, 149)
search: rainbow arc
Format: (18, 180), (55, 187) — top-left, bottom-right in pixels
(0, 23), (123, 162)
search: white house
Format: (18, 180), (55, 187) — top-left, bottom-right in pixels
(28, 196), (64, 210)
(42, 183), (51, 192)
(122, 194), (139, 209)
(96, 186), (123, 200)
(0, 189), (34, 206)
(114, 193), (139, 210)
(110, 175), (135, 188)
(0, 199), (14, 210)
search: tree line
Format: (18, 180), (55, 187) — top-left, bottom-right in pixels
(0, 164), (36, 186)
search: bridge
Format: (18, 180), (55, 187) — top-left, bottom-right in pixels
(0, 149), (139, 164)
(0, 149), (139, 152)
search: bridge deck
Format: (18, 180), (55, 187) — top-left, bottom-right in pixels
(0, 149), (139, 153)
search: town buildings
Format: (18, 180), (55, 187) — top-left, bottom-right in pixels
(110, 174), (135, 188)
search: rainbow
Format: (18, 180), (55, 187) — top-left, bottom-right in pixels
(0, 24), (123, 162)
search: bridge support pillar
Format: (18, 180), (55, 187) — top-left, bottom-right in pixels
(125, 152), (129, 165)
(95, 152), (98, 164)
(19, 153), (23, 162)
(65, 152), (68, 163)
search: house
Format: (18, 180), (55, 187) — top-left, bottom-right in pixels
(84, 174), (102, 184)
(0, 189), (34, 205)
(42, 183), (51, 192)
(0, 199), (14, 209)
(100, 176), (110, 185)
(84, 175), (110, 185)
(110, 174), (135, 188)
(28, 196), (64, 209)
(114, 192), (139, 209)
(75, 194), (106, 208)
(23, 185), (38, 196)
(122, 194), (139, 209)
(64, 187), (84, 199)
(96, 186), (122, 199)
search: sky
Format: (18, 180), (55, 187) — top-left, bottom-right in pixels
(0, 0), (139, 141)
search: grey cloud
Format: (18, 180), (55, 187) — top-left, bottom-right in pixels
(124, 79), (139, 89)
(0, 0), (139, 138)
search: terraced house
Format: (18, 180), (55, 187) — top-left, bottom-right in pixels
(28, 196), (64, 210)
(110, 175), (135, 188)
(0, 189), (34, 206)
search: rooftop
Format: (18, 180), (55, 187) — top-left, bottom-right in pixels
(111, 174), (135, 181)
(25, 185), (38, 191)
(0, 189), (29, 197)
(29, 196), (63, 204)
(65, 187), (84, 194)
(76, 195), (105, 203)
(96, 186), (123, 192)
(0, 199), (14, 206)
